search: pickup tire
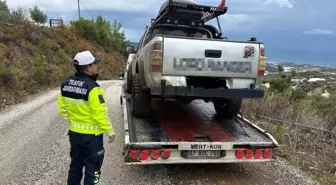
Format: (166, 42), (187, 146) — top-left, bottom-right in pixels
(131, 73), (152, 117)
(126, 66), (132, 93)
(213, 98), (242, 118)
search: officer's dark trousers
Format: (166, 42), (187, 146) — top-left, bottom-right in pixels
(67, 131), (105, 185)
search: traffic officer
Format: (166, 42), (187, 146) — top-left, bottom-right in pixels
(58, 50), (116, 185)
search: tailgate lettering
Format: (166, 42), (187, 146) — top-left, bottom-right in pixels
(173, 58), (252, 73)
(190, 144), (222, 150)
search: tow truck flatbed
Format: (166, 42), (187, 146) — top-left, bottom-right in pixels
(121, 92), (278, 165)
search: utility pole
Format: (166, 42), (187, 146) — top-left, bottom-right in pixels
(77, 0), (81, 35)
(77, 0), (81, 20)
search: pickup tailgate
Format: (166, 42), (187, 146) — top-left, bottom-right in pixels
(162, 36), (261, 78)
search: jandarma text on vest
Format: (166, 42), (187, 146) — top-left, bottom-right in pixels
(62, 85), (88, 95)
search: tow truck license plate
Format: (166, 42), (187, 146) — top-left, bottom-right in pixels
(187, 150), (221, 159)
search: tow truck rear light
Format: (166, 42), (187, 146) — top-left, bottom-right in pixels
(150, 149), (160, 160)
(128, 150), (138, 160)
(236, 149), (244, 159)
(161, 149), (171, 160)
(257, 46), (266, 77)
(236, 149), (272, 159)
(254, 149), (261, 159)
(128, 149), (172, 161)
(263, 149), (272, 159)
(150, 41), (163, 72)
(245, 149), (253, 159)
(140, 150), (149, 160)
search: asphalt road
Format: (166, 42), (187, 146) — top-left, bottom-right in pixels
(0, 80), (318, 185)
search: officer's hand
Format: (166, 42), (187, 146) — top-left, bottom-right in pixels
(108, 134), (116, 143)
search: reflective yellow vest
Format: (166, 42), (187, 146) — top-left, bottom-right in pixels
(58, 72), (114, 136)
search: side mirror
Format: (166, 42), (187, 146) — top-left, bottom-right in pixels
(125, 46), (135, 53)
(118, 71), (125, 80)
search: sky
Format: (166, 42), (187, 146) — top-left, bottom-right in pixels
(7, 0), (336, 66)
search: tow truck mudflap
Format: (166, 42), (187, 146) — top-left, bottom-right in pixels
(150, 85), (264, 98)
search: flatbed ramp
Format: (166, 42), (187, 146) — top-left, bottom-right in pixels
(121, 93), (278, 164)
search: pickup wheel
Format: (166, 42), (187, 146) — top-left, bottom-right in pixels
(213, 98), (242, 118)
(126, 68), (132, 93)
(131, 73), (152, 117)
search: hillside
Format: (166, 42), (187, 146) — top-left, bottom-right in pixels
(128, 41), (139, 49)
(0, 3), (126, 110)
(266, 61), (336, 74)
(245, 60), (336, 184)
(263, 61), (336, 96)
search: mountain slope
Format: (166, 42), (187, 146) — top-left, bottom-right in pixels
(0, 23), (125, 110)
(128, 41), (139, 49)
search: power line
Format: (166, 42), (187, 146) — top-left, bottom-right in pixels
(253, 114), (336, 136)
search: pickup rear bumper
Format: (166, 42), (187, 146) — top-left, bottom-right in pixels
(150, 85), (264, 98)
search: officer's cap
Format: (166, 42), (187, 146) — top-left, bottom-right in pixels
(73, 51), (101, 66)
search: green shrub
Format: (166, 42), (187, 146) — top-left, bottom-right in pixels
(4, 26), (25, 38)
(0, 0), (10, 22)
(70, 16), (127, 54)
(63, 45), (73, 55)
(0, 64), (14, 86)
(31, 66), (45, 84)
(46, 39), (58, 49)
(33, 54), (44, 66)
(277, 64), (284, 73)
(30, 54), (46, 85)
(269, 76), (291, 93)
(10, 6), (27, 24)
(55, 49), (70, 64)
(289, 88), (307, 101)
(29, 5), (47, 25)
(307, 95), (336, 129)
(9, 66), (27, 89)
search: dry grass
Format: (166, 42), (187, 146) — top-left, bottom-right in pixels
(0, 23), (125, 110)
(242, 95), (326, 128)
(242, 95), (336, 181)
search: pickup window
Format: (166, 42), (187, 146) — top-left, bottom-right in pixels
(143, 25), (211, 45)
(152, 26), (210, 38)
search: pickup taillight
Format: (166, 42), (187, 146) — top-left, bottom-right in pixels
(257, 45), (266, 77)
(149, 41), (163, 72)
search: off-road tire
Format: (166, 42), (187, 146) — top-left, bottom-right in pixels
(131, 73), (152, 117)
(213, 98), (242, 118)
(126, 67), (132, 93)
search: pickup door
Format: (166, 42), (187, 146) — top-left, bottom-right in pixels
(162, 36), (261, 78)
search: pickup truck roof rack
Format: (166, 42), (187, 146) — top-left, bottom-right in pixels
(150, 0), (228, 28)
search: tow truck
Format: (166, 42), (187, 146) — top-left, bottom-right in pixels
(119, 0), (278, 165)
(120, 90), (278, 164)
